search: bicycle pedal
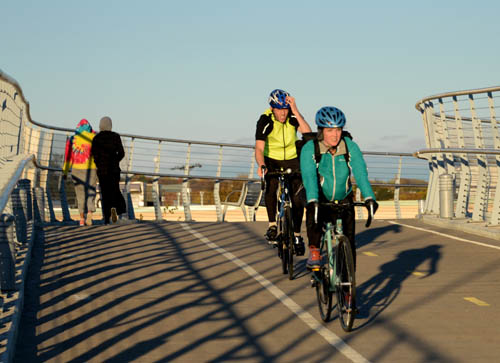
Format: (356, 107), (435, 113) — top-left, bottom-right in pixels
(310, 278), (317, 287)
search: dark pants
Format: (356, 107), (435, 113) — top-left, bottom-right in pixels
(305, 195), (357, 270)
(264, 157), (305, 234)
(97, 171), (126, 223)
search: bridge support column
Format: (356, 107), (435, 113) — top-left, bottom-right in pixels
(0, 214), (17, 291)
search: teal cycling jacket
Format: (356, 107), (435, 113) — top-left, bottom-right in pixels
(300, 137), (376, 203)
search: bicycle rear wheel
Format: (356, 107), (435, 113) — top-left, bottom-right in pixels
(335, 235), (356, 332)
(279, 211), (288, 275)
(285, 206), (294, 280)
(281, 241), (288, 274)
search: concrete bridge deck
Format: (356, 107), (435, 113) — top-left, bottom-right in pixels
(11, 219), (500, 362)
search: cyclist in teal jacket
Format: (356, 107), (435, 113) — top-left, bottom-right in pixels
(300, 106), (378, 270)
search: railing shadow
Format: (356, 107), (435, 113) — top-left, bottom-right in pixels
(16, 220), (461, 363)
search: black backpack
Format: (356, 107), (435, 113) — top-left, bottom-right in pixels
(297, 131), (353, 201)
(296, 130), (352, 164)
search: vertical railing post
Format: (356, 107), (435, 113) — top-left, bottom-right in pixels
(420, 103), (433, 214)
(453, 95), (471, 218)
(0, 214), (16, 291)
(26, 128), (40, 184)
(33, 187), (46, 226)
(153, 141), (162, 221)
(10, 188), (27, 244)
(247, 153), (256, 221)
(214, 146), (223, 222)
(355, 187), (364, 219)
(124, 137), (135, 220)
(45, 132), (57, 222)
(394, 156), (402, 219)
(469, 94), (489, 222)
(17, 179), (32, 222)
(16, 108), (24, 155)
(182, 143), (192, 221)
(438, 98), (456, 175)
(39, 131), (57, 222)
(487, 92), (500, 225)
(423, 102), (440, 214)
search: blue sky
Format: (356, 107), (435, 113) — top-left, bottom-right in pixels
(2, 0), (500, 151)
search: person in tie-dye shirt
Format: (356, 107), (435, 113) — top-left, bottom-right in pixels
(63, 119), (97, 226)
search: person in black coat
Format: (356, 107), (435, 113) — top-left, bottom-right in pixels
(91, 116), (127, 224)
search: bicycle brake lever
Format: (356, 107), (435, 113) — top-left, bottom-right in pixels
(365, 204), (373, 228)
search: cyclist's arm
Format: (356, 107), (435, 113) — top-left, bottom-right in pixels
(287, 96), (312, 134)
(255, 115), (272, 177)
(300, 140), (319, 203)
(346, 139), (376, 200)
(255, 140), (266, 177)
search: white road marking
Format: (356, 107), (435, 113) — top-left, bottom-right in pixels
(180, 223), (370, 363)
(388, 221), (500, 251)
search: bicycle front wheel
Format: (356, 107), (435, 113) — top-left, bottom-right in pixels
(335, 235), (356, 332)
(316, 265), (333, 322)
(285, 206), (294, 280)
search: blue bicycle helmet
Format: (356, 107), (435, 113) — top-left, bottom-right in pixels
(268, 89), (290, 109)
(315, 106), (346, 128)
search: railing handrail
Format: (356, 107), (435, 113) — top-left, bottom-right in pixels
(414, 147), (500, 159)
(30, 118), (415, 157)
(0, 154), (35, 215)
(415, 85), (500, 112)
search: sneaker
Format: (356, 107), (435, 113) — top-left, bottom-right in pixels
(85, 214), (93, 226)
(306, 246), (320, 270)
(294, 236), (305, 256)
(265, 225), (278, 242)
(111, 208), (118, 223)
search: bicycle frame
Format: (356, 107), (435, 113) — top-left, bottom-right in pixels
(276, 174), (292, 235)
(315, 201), (372, 288)
(321, 221), (342, 290)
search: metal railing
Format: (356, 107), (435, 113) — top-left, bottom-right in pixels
(415, 86), (500, 225)
(1, 68), (428, 226)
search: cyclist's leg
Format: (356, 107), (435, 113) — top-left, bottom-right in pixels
(286, 157), (305, 233)
(305, 203), (323, 268)
(264, 157), (279, 240)
(292, 177), (306, 255)
(342, 203), (356, 271)
(290, 175), (305, 233)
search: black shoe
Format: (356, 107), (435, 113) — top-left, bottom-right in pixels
(265, 225), (278, 242)
(294, 236), (305, 256)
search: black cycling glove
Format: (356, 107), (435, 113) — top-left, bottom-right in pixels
(365, 199), (379, 215)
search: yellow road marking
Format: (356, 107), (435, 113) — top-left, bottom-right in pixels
(412, 271), (425, 277)
(464, 297), (490, 306)
(362, 252), (378, 257)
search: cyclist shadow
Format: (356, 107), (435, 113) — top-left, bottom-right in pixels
(351, 244), (442, 331)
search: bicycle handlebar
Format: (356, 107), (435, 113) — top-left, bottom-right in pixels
(260, 166), (301, 191)
(314, 201), (374, 228)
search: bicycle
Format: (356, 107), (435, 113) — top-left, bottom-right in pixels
(311, 199), (374, 332)
(261, 166), (300, 280)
